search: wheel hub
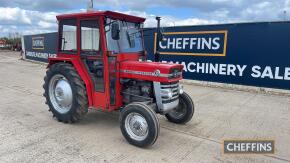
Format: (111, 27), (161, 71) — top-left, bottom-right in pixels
(55, 80), (73, 107)
(49, 74), (73, 114)
(125, 113), (148, 141)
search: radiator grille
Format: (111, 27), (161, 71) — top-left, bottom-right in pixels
(160, 82), (179, 103)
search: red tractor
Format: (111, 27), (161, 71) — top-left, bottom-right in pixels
(43, 11), (194, 147)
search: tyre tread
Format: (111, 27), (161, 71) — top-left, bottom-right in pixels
(120, 102), (159, 147)
(165, 92), (194, 124)
(43, 62), (88, 123)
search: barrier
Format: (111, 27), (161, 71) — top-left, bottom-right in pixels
(144, 21), (290, 90)
(23, 21), (290, 90)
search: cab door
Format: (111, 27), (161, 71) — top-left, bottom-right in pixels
(79, 18), (107, 109)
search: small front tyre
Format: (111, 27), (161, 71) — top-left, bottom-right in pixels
(165, 92), (194, 124)
(120, 102), (159, 147)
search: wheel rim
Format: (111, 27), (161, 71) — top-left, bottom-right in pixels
(125, 113), (148, 141)
(48, 74), (73, 114)
(168, 98), (186, 119)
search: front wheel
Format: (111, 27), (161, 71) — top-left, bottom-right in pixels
(120, 102), (159, 147)
(165, 92), (194, 124)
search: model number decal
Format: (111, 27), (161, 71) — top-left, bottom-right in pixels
(120, 69), (181, 78)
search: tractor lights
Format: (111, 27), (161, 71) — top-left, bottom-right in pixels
(160, 83), (183, 100)
(161, 89), (173, 99)
(168, 68), (182, 79)
(179, 84), (184, 94)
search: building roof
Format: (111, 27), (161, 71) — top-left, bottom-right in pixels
(56, 11), (146, 23)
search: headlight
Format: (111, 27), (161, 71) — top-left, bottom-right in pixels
(179, 84), (184, 94)
(169, 68), (182, 79)
(161, 89), (173, 99)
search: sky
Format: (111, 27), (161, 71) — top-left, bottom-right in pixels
(0, 0), (290, 37)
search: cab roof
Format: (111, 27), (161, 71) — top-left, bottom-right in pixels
(56, 11), (146, 23)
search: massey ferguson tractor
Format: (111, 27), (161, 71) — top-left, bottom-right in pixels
(43, 11), (194, 147)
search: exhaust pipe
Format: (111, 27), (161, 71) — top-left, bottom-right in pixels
(155, 16), (161, 62)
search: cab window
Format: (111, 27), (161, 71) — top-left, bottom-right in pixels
(59, 19), (77, 53)
(80, 19), (101, 55)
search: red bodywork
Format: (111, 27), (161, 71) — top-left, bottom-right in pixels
(49, 11), (183, 111)
(119, 60), (182, 83)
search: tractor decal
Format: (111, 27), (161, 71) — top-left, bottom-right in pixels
(120, 69), (182, 78)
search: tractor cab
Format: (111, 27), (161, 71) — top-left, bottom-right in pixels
(44, 11), (194, 147)
(54, 11), (146, 109)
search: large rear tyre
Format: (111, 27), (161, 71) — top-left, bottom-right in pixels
(43, 63), (88, 123)
(165, 92), (194, 124)
(120, 102), (159, 147)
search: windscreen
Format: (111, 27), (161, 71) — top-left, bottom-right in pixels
(105, 18), (144, 54)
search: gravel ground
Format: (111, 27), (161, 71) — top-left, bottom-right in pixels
(0, 51), (289, 163)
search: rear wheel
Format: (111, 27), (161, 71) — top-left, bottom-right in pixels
(165, 92), (194, 124)
(43, 63), (88, 123)
(120, 102), (159, 147)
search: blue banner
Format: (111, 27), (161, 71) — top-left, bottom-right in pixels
(24, 32), (57, 62)
(144, 21), (290, 90)
(23, 21), (290, 90)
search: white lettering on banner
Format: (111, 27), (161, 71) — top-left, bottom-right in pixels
(32, 39), (44, 47)
(251, 66), (261, 78)
(284, 68), (290, 80)
(158, 60), (290, 80)
(261, 67), (274, 79)
(237, 65), (247, 77)
(32, 37), (44, 49)
(251, 66), (290, 80)
(227, 64), (236, 76)
(159, 37), (221, 51)
(26, 51), (56, 59)
(212, 38), (220, 50)
(177, 62), (247, 77)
